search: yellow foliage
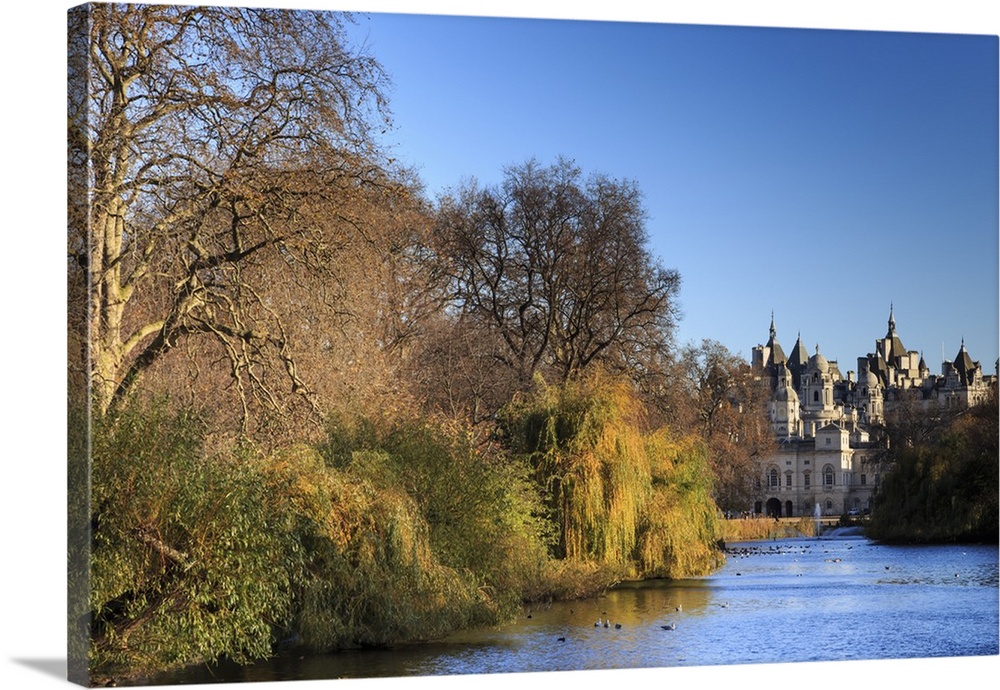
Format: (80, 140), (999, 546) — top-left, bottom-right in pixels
(503, 369), (723, 579)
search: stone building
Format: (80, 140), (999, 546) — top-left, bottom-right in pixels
(749, 307), (996, 518)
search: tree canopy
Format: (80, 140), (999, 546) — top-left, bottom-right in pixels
(435, 158), (681, 385)
(69, 5), (400, 428)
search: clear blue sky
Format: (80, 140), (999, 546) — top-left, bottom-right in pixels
(342, 5), (999, 375)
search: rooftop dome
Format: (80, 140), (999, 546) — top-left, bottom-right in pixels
(807, 345), (829, 374)
(775, 385), (799, 403)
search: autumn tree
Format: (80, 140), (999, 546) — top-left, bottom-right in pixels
(68, 5), (402, 427)
(670, 340), (775, 512)
(434, 158), (680, 386)
(410, 315), (523, 428)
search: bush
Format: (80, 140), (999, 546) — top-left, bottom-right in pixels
(89, 402), (299, 676)
(319, 414), (553, 628)
(88, 403), (541, 675)
(270, 444), (484, 649)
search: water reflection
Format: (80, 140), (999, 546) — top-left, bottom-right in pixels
(143, 536), (999, 685)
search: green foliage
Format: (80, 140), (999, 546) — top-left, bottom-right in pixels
(85, 380), (730, 679)
(867, 395), (999, 543)
(500, 370), (723, 579)
(271, 444), (484, 650)
(89, 402), (300, 676)
(319, 415), (553, 625)
(88, 402), (549, 675)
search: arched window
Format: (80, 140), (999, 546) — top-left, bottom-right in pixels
(823, 465), (835, 486)
(813, 391), (819, 402)
(768, 468), (779, 488)
(803, 471), (811, 488)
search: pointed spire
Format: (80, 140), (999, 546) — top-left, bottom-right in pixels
(769, 311), (776, 340)
(888, 303), (896, 333)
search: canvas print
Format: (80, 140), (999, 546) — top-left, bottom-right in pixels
(67, 3), (999, 688)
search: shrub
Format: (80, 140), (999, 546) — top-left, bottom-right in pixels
(867, 395), (998, 544)
(319, 414), (552, 629)
(89, 402), (299, 676)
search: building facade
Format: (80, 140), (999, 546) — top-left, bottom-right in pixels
(749, 307), (996, 518)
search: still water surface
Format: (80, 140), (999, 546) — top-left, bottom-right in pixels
(146, 534), (998, 684)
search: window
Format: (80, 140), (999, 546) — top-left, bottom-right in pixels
(814, 391), (819, 402)
(804, 472), (810, 488)
(824, 465), (835, 486)
(769, 469), (779, 488)
(785, 473), (792, 487)
(825, 437), (831, 445)
(860, 474), (867, 486)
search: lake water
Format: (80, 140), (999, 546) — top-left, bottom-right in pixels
(144, 533), (998, 685)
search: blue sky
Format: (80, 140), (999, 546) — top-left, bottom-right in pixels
(341, 6), (999, 375)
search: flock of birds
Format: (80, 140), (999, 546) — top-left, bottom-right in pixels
(543, 601), (734, 643)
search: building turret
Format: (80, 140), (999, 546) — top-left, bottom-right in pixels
(953, 339), (979, 386)
(752, 312), (788, 388)
(801, 345), (837, 436)
(857, 367), (884, 425)
(770, 364), (801, 438)
(878, 303), (908, 369)
(787, 332), (809, 389)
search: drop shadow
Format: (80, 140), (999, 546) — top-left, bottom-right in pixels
(11, 658), (67, 681)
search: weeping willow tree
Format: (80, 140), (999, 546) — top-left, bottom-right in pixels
(501, 370), (723, 579)
(639, 432), (725, 577)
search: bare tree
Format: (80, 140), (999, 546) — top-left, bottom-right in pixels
(68, 4), (396, 425)
(410, 314), (522, 428)
(435, 158), (680, 384)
